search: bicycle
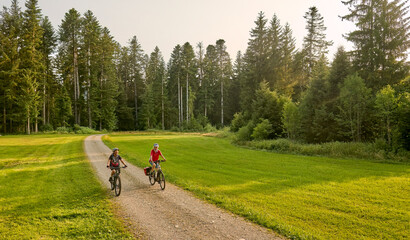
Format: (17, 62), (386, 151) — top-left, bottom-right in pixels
(109, 166), (126, 196)
(148, 160), (166, 190)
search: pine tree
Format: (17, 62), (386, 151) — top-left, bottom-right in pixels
(215, 39), (232, 127)
(128, 36), (144, 129)
(242, 12), (269, 114)
(298, 55), (331, 143)
(0, 0), (22, 133)
(277, 22), (296, 95)
(20, 0), (44, 133)
(40, 16), (56, 128)
(181, 42), (196, 123)
(143, 46), (166, 129)
(58, 8), (82, 125)
(81, 10), (101, 128)
(201, 44), (218, 121)
(266, 14), (282, 89)
(167, 44), (183, 128)
(341, 0), (410, 91)
(302, 6), (333, 82)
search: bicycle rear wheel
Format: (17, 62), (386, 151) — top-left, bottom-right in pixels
(114, 176), (121, 196)
(158, 171), (165, 190)
(149, 171), (156, 185)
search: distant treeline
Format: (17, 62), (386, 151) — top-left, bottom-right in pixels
(0, 0), (409, 150)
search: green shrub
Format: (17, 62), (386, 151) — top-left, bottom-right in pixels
(251, 119), (273, 140)
(236, 121), (254, 141)
(56, 126), (72, 134)
(204, 123), (217, 133)
(231, 112), (246, 132)
(40, 123), (54, 132)
(76, 127), (97, 134)
(238, 138), (409, 162)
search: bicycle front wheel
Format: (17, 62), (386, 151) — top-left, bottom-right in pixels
(114, 177), (121, 196)
(149, 172), (156, 185)
(158, 171), (165, 190)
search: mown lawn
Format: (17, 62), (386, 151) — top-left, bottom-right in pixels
(104, 133), (409, 240)
(0, 135), (132, 239)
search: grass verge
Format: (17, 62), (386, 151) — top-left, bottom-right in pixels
(0, 135), (133, 239)
(104, 133), (409, 240)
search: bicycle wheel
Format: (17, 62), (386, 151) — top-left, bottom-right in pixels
(158, 171), (165, 190)
(114, 176), (121, 196)
(110, 177), (114, 190)
(149, 171), (156, 185)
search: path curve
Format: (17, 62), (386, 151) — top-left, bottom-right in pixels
(84, 134), (283, 240)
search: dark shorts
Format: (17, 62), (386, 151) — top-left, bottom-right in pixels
(149, 161), (159, 168)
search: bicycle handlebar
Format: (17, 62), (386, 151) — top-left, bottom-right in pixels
(110, 166), (127, 169)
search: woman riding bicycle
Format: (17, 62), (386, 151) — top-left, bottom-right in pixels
(149, 143), (166, 176)
(107, 147), (127, 182)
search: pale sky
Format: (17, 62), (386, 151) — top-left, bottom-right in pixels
(2, 0), (357, 62)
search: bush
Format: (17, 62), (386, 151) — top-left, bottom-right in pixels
(236, 138), (409, 162)
(56, 126), (72, 134)
(251, 119), (273, 140)
(204, 123), (217, 133)
(40, 123), (54, 132)
(236, 121), (254, 141)
(76, 127), (97, 134)
(231, 112), (246, 132)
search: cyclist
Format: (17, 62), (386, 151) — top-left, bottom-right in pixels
(107, 147), (127, 182)
(149, 143), (166, 179)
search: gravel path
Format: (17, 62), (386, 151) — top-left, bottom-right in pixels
(84, 134), (284, 240)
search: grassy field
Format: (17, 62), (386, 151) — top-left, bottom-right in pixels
(0, 135), (132, 239)
(104, 133), (409, 240)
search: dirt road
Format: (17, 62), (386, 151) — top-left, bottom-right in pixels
(84, 134), (283, 240)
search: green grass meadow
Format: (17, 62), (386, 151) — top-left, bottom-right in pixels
(104, 133), (410, 240)
(0, 135), (132, 239)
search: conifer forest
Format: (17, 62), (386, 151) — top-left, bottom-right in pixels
(0, 0), (409, 151)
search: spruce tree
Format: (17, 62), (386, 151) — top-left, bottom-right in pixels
(341, 0), (409, 91)
(20, 0), (44, 133)
(58, 8), (82, 125)
(302, 6), (333, 83)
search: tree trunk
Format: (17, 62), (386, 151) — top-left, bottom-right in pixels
(186, 72), (189, 122)
(27, 109), (30, 135)
(204, 86), (207, 117)
(177, 74), (181, 127)
(43, 75), (46, 126)
(134, 75), (138, 130)
(87, 44), (92, 128)
(221, 79), (224, 127)
(3, 103), (6, 134)
(161, 75), (164, 130)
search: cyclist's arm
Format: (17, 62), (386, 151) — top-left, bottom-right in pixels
(160, 152), (166, 161)
(107, 156), (111, 166)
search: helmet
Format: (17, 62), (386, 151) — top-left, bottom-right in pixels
(113, 148), (119, 152)
(153, 143), (159, 148)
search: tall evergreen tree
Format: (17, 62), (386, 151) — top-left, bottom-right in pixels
(128, 36), (144, 129)
(143, 46), (166, 129)
(302, 6), (333, 83)
(215, 39), (232, 127)
(0, 0), (22, 133)
(39, 16), (56, 127)
(277, 22), (296, 95)
(181, 42), (196, 123)
(241, 12), (269, 114)
(58, 8), (82, 125)
(341, 0), (410, 91)
(81, 10), (101, 128)
(20, 0), (44, 133)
